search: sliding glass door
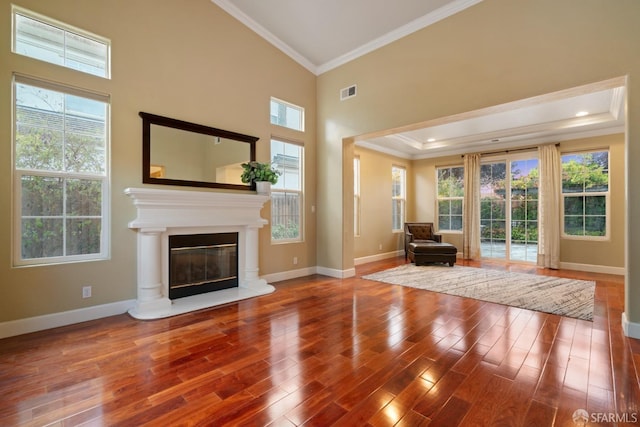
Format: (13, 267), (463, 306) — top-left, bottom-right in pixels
(481, 162), (507, 258)
(510, 158), (538, 262)
(480, 156), (539, 262)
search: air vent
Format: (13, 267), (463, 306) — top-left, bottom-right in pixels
(340, 84), (357, 101)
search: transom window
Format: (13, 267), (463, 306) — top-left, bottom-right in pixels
(391, 166), (406, 232)
(437, 166), (464, 231)
(12, 5), (110, 78)
(561, 150), (609, 238)
(270, 97), (304, 131)
(13, 76), (109, 265)
(271, 139), (304, 242)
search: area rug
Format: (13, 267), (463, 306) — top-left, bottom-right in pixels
(362, 264), (595, 321)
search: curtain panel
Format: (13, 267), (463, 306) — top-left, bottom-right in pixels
(463, 153), (481, 259)
(537, 144), (561, 268)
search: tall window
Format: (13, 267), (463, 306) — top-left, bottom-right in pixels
(562, 151), (609, 237)
(12, 6), (110, 78)
(437, 166), (464, 231)
(391, 166), (406, 231)
(271, 139), (303, 242)
(354, 156), (361, 236)
(270, 97), (304, 131)
(14, 77), (109, 265)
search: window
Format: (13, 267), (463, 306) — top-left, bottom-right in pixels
(12, 6), (110, 78)
(270, 97), (304, 131)
(391, 166), (406, 231)
(437, 166), (464, 231)
(14, 76), (109, 265)
(562, 151), (609, 238)
(354, 156), (361, 236)
(271, 139), (303, 242)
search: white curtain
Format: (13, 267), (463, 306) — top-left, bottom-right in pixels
(537, 144), (561, 269)
(463, 153), (481, 259)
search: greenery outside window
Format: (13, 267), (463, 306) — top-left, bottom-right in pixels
(271, 139), (303, 242)
(391, 166), (406, 232)
(437, 166), (464, 231)
(270, 97), (304, 132)
(14, 76), (109, 265)
(561, 151), (609, 238)
(12, 5), (110, 78)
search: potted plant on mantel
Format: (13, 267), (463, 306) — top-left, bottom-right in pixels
(240, 161), (280, 195)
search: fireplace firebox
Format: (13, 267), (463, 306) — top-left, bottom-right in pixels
(169, 232), (238, 300)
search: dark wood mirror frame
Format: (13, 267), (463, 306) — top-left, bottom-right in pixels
(140, 112), (258, 191)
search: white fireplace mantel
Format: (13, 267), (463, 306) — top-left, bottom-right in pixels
(125, 187), (275, 319)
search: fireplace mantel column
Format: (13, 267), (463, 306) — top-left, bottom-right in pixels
(244, 225), (268, 289)
(130, 227), (171, 319)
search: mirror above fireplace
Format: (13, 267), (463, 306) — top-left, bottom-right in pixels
(140, 112), (258, 191)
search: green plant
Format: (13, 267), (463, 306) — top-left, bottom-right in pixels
(240, 161), (280, 185)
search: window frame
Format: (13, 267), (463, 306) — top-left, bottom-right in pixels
(12, 5), (111, 79)
(561, 150), (610, 240)
(354, 155), (361, 237)
(436, 165), (464, 233)
(270, 138), (304, 243)
(270, 97), (305, 132)
(391, 165), (406, 232)
(12, 75), (110, 266)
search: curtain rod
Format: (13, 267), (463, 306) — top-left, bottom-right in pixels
(462, 143), (560, 158)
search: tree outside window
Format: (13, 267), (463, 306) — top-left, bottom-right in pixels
(15, 79), (108, 264)
(562, 151), (609, 237)
(437, 166), (464, 231)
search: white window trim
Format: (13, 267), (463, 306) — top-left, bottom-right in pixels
(354, 156), (361, 237)
(270, 97), (305, 132)
(270, 138), (304, 244)
(560, 191), (610, 241)
(12, 5), (111, 79)
(12, 75), (111, 266)
(391, 165), (406, 233)
(560, 150), (610, 241)
(436, 165), (464, 233)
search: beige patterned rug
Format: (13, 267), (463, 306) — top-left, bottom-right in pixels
(363, 264), (595, 321)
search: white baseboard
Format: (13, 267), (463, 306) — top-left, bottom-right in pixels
(622, 312), (640, 339)
(559, 262), (625, 276)
(354, 250), (404, 266)
(0, 299), (135, 339)
(262, 266), (317, 284)
(316, 266), (356, 278)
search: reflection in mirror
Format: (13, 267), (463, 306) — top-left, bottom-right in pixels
(140, 112), (258, 190)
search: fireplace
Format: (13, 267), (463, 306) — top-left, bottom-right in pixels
(169, 232), (238, 299)
(125, 187), (275, 320)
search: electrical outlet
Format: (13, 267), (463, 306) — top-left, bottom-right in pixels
(82, 286), (92, 298)
(293, 256), (298, 265)
(379, 243), (383, 250)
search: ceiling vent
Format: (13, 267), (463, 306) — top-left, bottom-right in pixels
(340, 84), (357, 101)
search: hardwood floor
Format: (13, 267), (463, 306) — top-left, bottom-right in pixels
(1, 257), (638, 426)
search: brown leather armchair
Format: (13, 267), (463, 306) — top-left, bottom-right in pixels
(404, 222), (442, 259)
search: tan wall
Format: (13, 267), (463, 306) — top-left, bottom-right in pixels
(559, 134), (625, 268)
(353, 147), (413, 259)
(0, 0), (316, 322)
(412, 135), (625, 265)
(317, 0), (640, 323)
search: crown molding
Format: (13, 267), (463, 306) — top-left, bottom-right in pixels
(317, 0), (483, 74)
(211, 0), (482, 76)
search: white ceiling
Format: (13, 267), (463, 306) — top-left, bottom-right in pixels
(211, 0), (481, 75)
(210, 0), (626, 158)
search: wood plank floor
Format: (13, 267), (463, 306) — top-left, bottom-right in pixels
(1, 257), (639, 426)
